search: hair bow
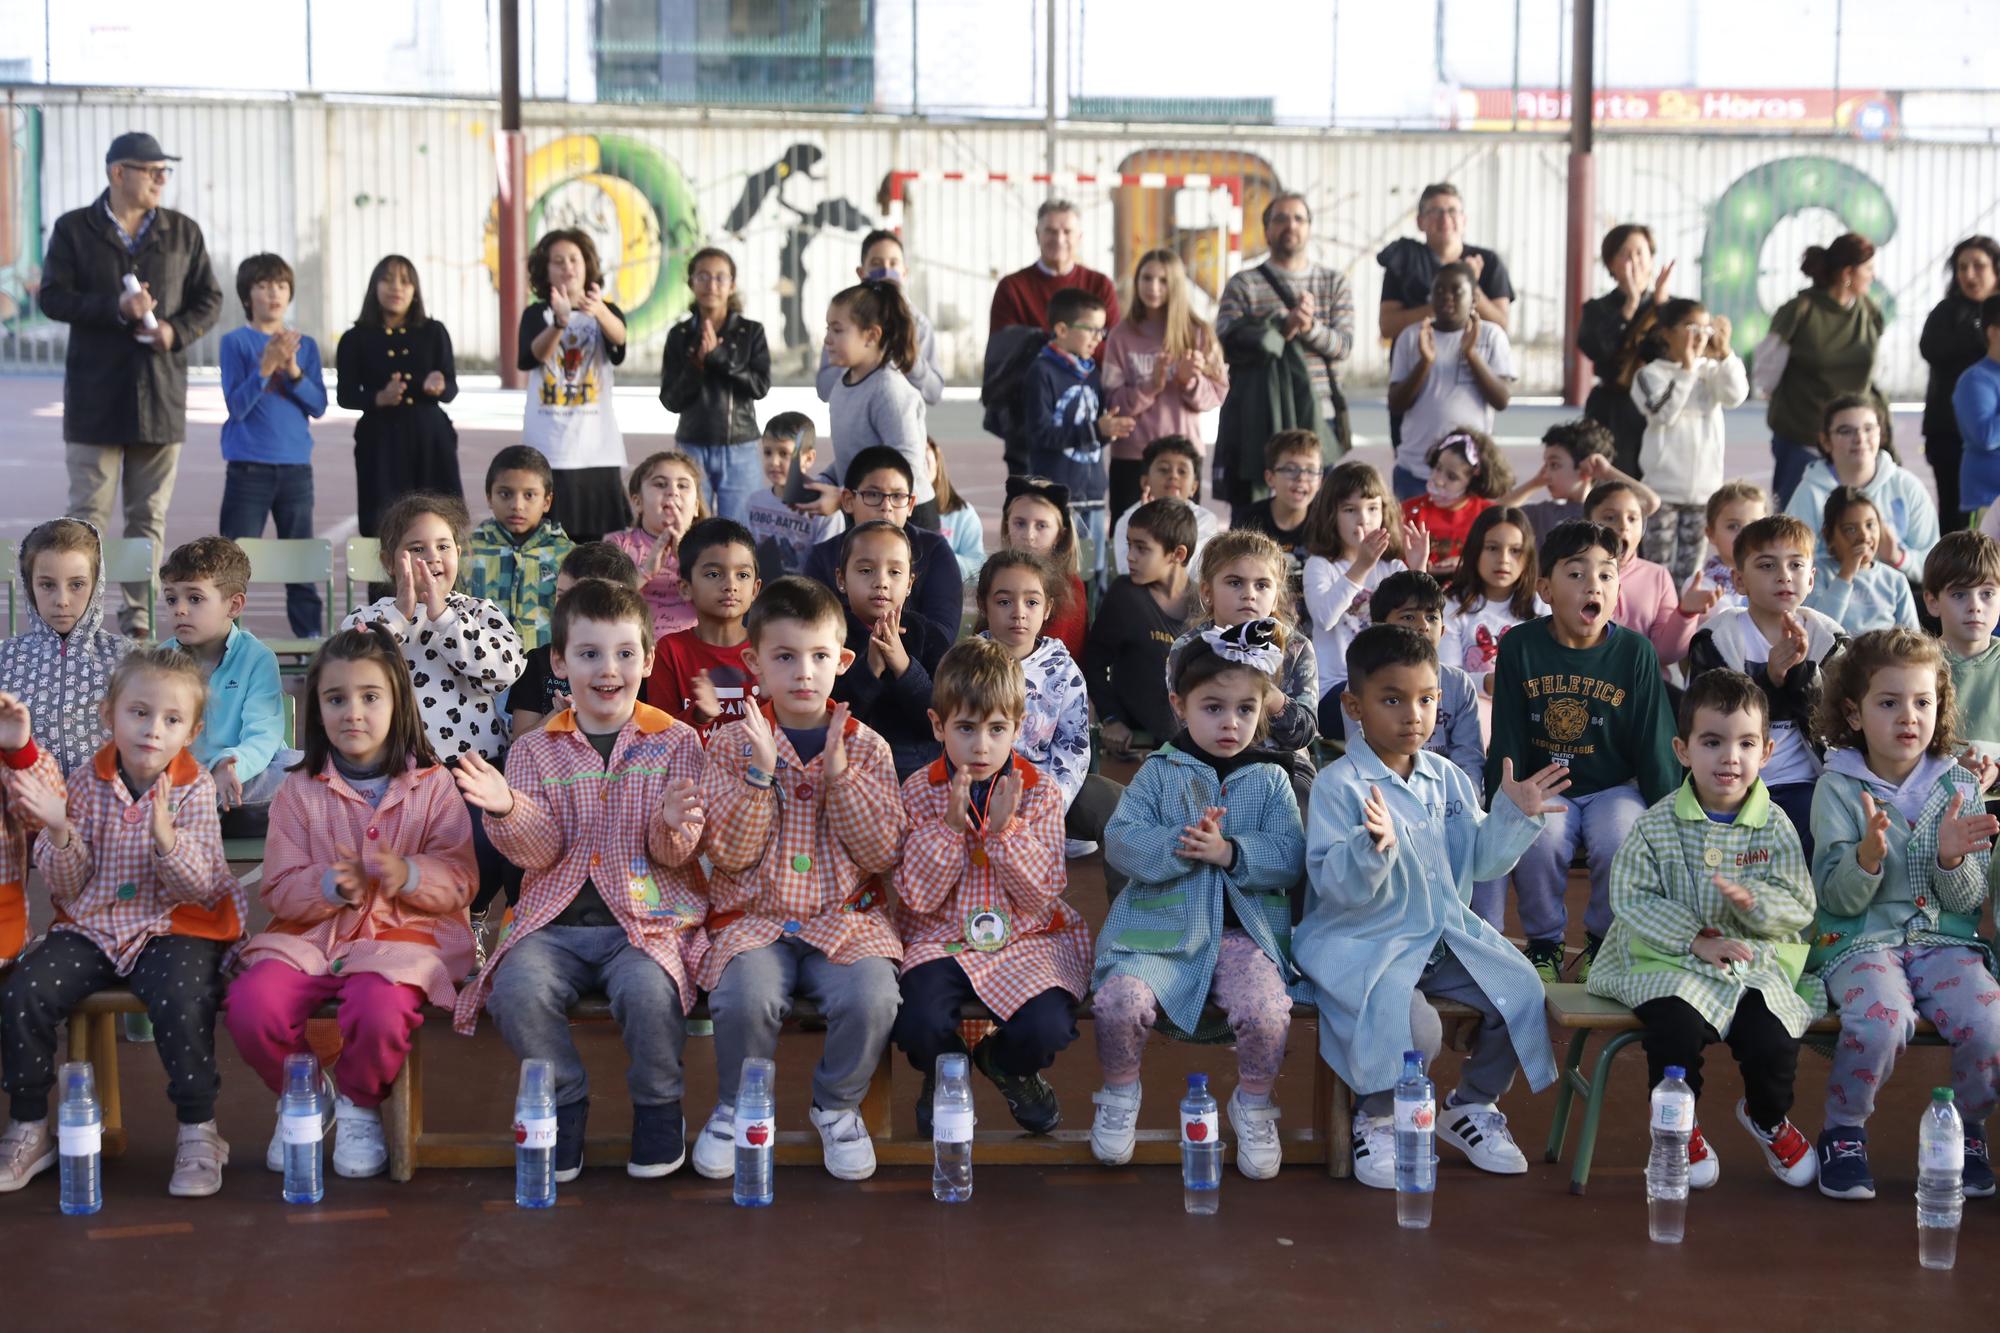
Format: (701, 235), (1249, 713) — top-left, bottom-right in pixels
(1201, 617), (1284, 676)
(1441, 431), (1480, 468)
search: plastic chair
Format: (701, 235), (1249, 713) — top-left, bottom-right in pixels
(102, 538), (157, 630)
(233, 537), (334, 667)
(221, 689), (296, 866)
(344, 536), (382, 614)
(0, 537), (14, 636)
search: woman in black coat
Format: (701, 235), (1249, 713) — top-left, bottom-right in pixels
(1576, 223), (1672, 479)
(336, 254), (461, 537)
(1919, 235), (2000, 531)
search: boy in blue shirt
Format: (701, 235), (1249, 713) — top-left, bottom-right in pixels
(1296, 624), (1568, 1188)
(1019, 288), (1134, 583)
(158, 537), (298, 821)
(218, 253), (327, 640)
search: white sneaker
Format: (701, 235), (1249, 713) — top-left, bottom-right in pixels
(1688, 1121), (1721, 1190)
(1065, 839), (1099, 859)
(1438, 1099), (1529, 1174)
(1351, 1112), (1396, 1189)
(1227, 1088), (1282, 1180)
(691, 1103), (736, 1180)
(332, 1095), (387, 1178)
(809, 1105), (877, 1181)
(265, 1073), (337, 1173)
(1734, 1100), (1816, 1188)
(1089, 1083), (1142, 1166)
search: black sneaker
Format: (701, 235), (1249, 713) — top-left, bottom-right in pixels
(973, 1040), (1060, 1134)
(1964, 1121), (1996, 1199)
(913, 1069), (937, 1139)
(1817, 1124), (1876, 1200)
(1574, 933), (1606, 986)
(555, 1098), (588, 1183)
(1525, 938), (1565, 984)
(629, 1101), (686, 1179)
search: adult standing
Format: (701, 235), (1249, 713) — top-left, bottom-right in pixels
(1577, 223), (1673, 479)
(1762, 233), (1888, 508)
(1377, 183), (1514, 452)
(660, 246), (771, 525)
(1213, 192), (1354, 519)
(1919, 235), (2000, 531)
(518, 228), (629, 542)
(989, 199), (1121, 334)
(1100, 248), (1228, 521)
(40, 131), (221, 637)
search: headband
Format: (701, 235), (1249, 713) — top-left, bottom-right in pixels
(1440, 431), (1480, 469)
(1200, 617), (1284, 677)
(1005, 475), (1071, 511)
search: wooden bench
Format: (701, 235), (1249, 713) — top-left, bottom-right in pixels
(1542, 982), (1942, 1194)
(72, 985), (1483, 1182)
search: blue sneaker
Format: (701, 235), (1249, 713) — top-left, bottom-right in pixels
(1964, 1121), (1995, 1199)
(1816, 1124), (1875, 1200)
(628, 1101), (685, 1179)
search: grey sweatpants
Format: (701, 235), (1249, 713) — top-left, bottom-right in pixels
(709, 936), (901, 1111)
(1357, 951), (1521, 1114)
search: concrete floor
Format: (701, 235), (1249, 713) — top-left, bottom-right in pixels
(0, 376), (1991, 1328)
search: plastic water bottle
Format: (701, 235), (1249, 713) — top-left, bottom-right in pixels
(733, 1057), (776, 1208)
(1645, 1066), (1694, 1243)
(280, 1052), (325, 1205)
(56, 1062), (102, 1217)
(1394, 1050), (1438, 1229)
(1917, 1087), (1965, 1270)
(513, 1058), (556, 1209)
(1180, 1073), (1221, 1214)
(931, 1052), (975, 1203)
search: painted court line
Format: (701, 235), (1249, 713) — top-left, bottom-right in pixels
(286, 1207), (390, 1225)
(88, 1221), (194, 1240)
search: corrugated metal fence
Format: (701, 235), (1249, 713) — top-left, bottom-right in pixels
(1, 90), (1991, 397)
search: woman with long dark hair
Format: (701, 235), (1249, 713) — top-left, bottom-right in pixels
(1919, 235), (2000, 530)
(335, 255), (461, 537)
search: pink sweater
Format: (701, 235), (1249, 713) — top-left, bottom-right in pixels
(1613, 554), (1703, 673)
(1100, 318), (1228, 461)
(607, 525), (697, 641)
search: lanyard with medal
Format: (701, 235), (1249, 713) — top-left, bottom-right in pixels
(961, 763), (1011, 953)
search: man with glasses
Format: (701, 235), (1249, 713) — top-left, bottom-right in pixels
(801, 445), (964, 639)
(1377, 182), (1515, 464)
(40, 131), (222, 637)
(1214, 192), (1355, 520)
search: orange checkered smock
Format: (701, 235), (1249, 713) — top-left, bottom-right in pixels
(240, 762), (478, 1009)
(0, 741), (66, 935)
(36, 746), (246, 973)
(454, 703), (709, 1034)
(697, 702), (905, 991)
(893, 755), (1092, 1020)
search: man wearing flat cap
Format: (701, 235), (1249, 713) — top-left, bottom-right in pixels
(40, 131), (222, 637)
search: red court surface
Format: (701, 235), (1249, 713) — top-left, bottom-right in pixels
(0, 374), (1989, 1329)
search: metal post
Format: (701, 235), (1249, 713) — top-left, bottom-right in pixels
(1043, 0), (1057, 188)
(497, 0), (527, 389)
(1562, 0), (1596, 407)
(910, 0), (919, 114)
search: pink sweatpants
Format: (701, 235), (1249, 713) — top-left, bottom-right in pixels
(224, 961), (424, 1109)
(1093, 931), (1294, 1096)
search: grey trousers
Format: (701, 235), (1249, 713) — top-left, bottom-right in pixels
(1358, 951), (1521, 1114)
(709, 935), (901, 1111)
(486, 926), (687, 1109)
(65, 440), (182, 635)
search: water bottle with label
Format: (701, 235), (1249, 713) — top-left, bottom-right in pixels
(932, 1052), (975, 1203)
(1645, 1066), (1694, 1243)
(280, 1052), (325, 1205)
(1917, 1087), (1964, 1271)
(1394, 1049), (1437, 1229)
(1180, 1073), (1221, 1215)
(514, 1058), (557, 1209)
(56, 1062), (102, 1217)
(734, 1057), (776, 1208)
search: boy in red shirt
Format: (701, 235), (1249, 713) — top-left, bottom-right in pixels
(648, 517), (762, 738)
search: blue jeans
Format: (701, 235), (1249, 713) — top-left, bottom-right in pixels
(218, 461), (322, 639)
(485, 926), (689, 1109)
(1073, 501), (1108, 588)
(1768, 780), (1817, 867)
(1391, 464), (1427, 503)
(1510, 781), (1649, 944)
(1769, 435), (1822, 510)
(685, 442), (764, 527)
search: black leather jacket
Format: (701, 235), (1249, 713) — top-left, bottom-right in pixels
(658, 312), (772, 446)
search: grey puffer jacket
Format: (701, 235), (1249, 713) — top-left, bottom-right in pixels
(0, 520), (134, 776)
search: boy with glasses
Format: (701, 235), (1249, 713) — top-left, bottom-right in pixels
(1240, 429), (1325, 596)
(1021, 289), (1133, 588)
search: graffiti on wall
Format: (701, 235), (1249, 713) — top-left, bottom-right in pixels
(0, 106), (42, 324)
(723, 143), (873, 356)
(1700, 155), (1898, 366)
(481, 133), (704, 344)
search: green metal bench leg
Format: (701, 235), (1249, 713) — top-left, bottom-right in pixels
(1569, 1030), (1641, 1195)
(1544, 1029), (1591, 1163)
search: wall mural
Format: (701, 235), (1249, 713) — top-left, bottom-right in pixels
(723, 142), (874, 359)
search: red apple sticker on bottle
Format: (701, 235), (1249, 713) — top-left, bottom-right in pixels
(1182, 1112), (1219, 1144)
(735, 1115), (775, 1149)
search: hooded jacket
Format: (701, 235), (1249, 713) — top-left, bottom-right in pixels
(0, 520), (133, 776)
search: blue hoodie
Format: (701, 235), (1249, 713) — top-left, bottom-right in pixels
(157, 622), (286, 782)
(0, 519), (132, 776)
(1022, 343), (1109, 503)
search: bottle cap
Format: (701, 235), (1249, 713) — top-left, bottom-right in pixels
(1187, 1073), (1209, 1093)
(59, 1061), (95, 1100)
(1403, 1049), (1424, 1066)
(1934, 1087), (1956, 1102)
(1663, 1066), (1686, 1081)
(283, 1051), (320, 1094)
(937, 1052), (969, 1081)
(517, 1058), (554, 1103)
(740, 1056), (776, 1096)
